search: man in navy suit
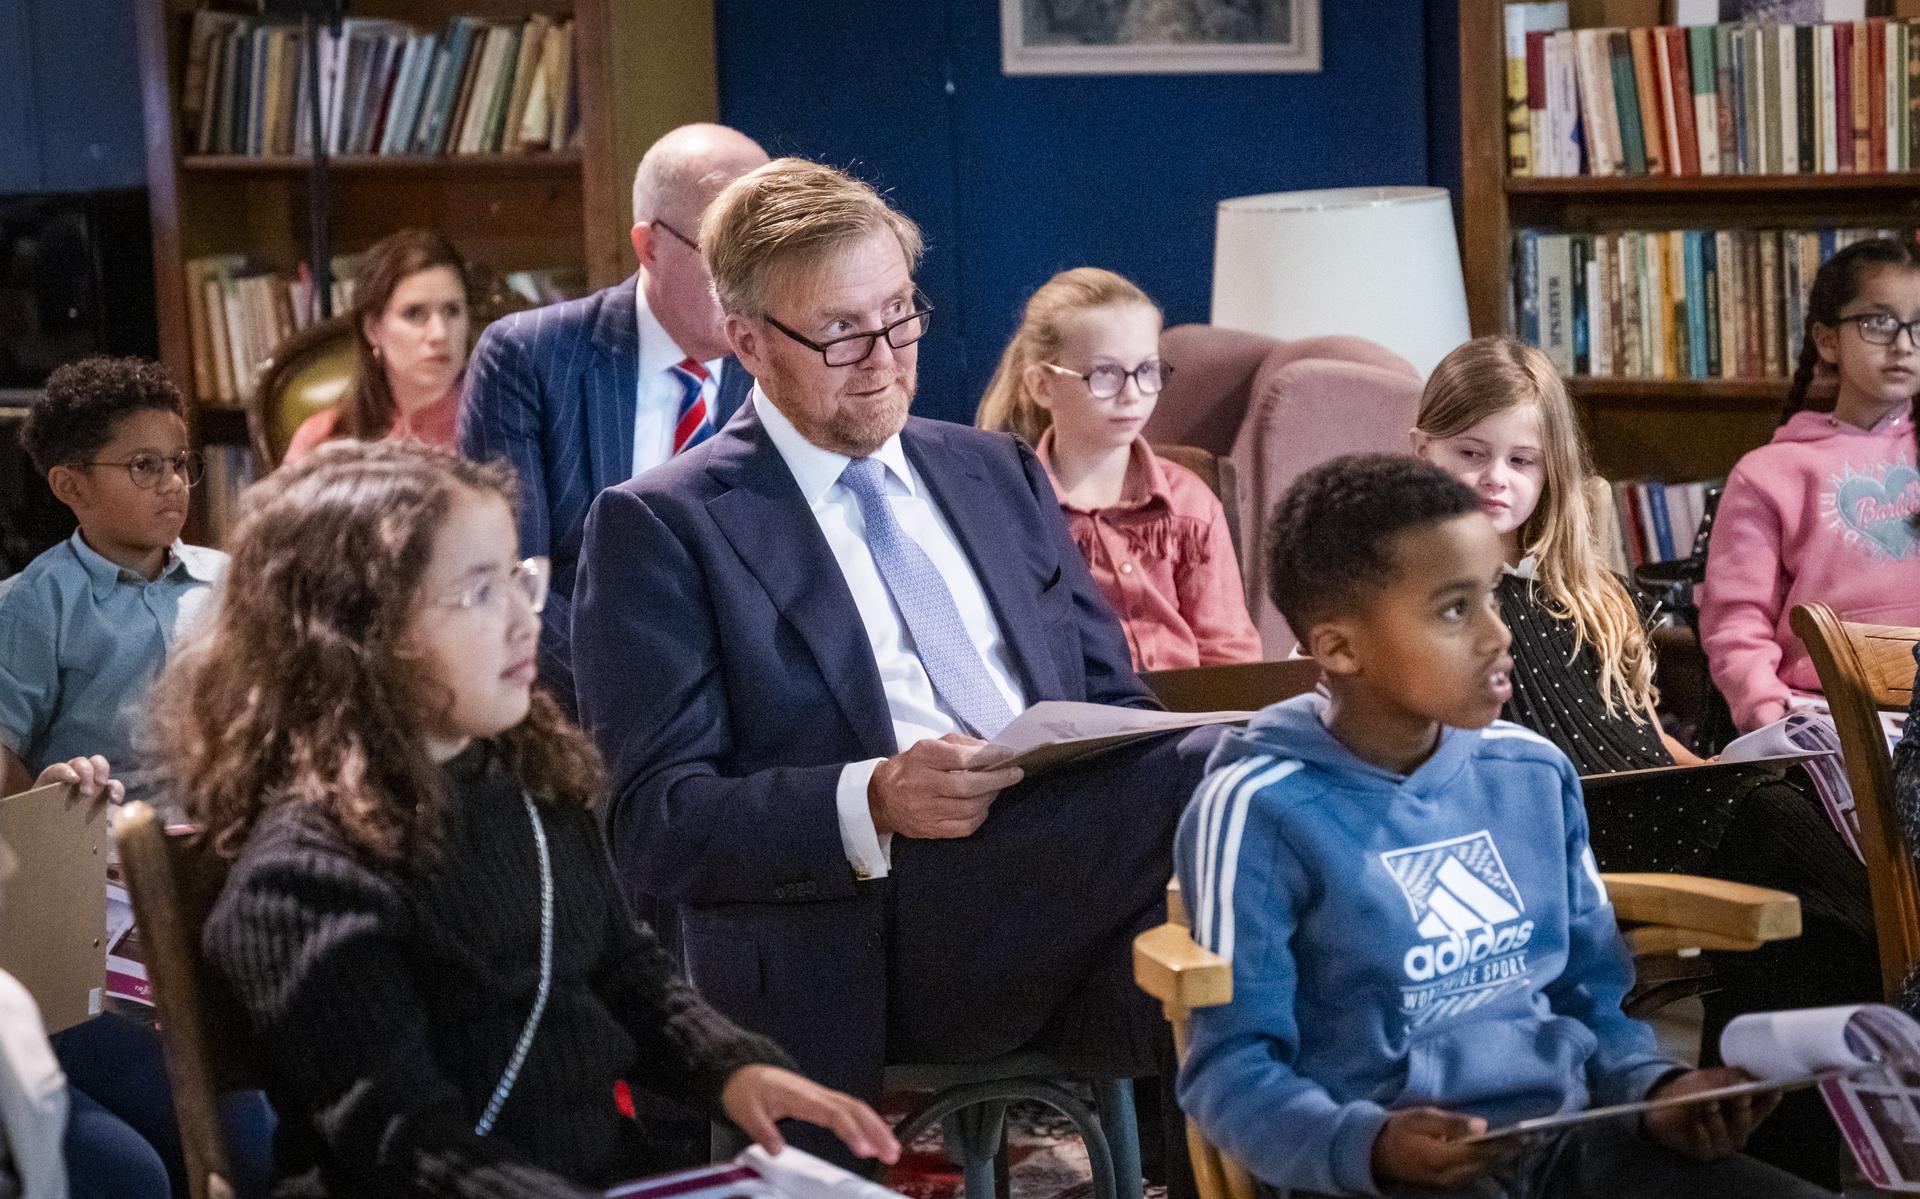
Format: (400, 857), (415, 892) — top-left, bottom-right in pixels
(458, 123), (767, 708)
(572, 159), (1218, 1155)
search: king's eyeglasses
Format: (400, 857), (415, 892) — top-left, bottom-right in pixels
(436, 557), (550, 616)
(1841, 311), (1920, 347)
(69, 450), (205, 490)
(650, 219), (701, 253)
(765, 306), (934, 368)
(1040, 358), (1171, 400)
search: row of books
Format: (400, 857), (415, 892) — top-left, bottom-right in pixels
(1505, 4), (1920, 177)
(1512, 225), (1907, 379)
(201, 444), (260, 545)
(183, 255), (360, 405)
(181, 11), (579, 159)
(1608, 477), (1714, 572)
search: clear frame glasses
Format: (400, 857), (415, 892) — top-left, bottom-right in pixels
(1842, 312), (1920, 347)
(765, 307), (934, 368)
(70, 449), (205, 490)
(439, 556), (550, 616)
(1041, 358), (1171, 400)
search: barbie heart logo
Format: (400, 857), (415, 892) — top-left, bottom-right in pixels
(1837, 466), (1920, 559)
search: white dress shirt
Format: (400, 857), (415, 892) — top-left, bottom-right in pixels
(631, 281), (725, 478)
(753, 388), (1027, 880)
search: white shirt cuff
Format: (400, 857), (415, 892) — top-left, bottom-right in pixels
(835, 759), (893, 881)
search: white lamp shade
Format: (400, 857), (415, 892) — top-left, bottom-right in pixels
(1210, 186), (1471, 379)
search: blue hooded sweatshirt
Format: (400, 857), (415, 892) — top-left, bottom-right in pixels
(1174, 693), (1678, 1197)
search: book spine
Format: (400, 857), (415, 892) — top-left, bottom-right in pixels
(1715, 229), (1737, 376)
(1853, 20), (1872, 170)
(1543, 233), (1575, 374)
(1668, 230), (1689, 378)
(1797, 24), (1817, 172)
(1702, 231), (1721, 378)
(1573, 233), (1592, 374)
(1594, 233), (1615, 376)
(1631, 26), (1668, 175)
(1666, 26), (1700, 176)
(1871, 18), (1889, 170)
(1685, 230), (1706, 378)
(1760, 21), (1782, 176)
(1646, 482), (1676, 561)
(1612, 30), (1649, 174)
(1506, 4), (1532, 175)
(1691, 26), (1722, 174)
(1517, 230), (1541, 348)
(1779, 24), (1800, 174)
(1760, 231), (1783, 377)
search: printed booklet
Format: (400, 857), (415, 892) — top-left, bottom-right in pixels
(1466, 1004), (1920, 1190)
(606, 1146), (903, 1199)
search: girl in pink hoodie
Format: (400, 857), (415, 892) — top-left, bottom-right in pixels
(1703, 237), (1920, 731)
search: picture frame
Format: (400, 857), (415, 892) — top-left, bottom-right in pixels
(999, 0), (1321, 76)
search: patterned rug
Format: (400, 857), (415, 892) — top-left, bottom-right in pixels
(883, 1099), (1167, 1199)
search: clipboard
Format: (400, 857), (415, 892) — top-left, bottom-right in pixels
(0, 781), (107, 1032)
(1579, 749), (1833, 792)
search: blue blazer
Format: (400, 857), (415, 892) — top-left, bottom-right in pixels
(456, 276), (751, 707)
(570, 403), (1155, 1096)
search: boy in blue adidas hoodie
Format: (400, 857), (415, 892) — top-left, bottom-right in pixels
(1175, 455), (1827, 1198)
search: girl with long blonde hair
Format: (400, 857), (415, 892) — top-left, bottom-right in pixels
(1415, 336), (1875, 1188)
(977, 268), (1258, 669)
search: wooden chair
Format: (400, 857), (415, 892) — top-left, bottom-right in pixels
(1141, 658), (1321, 714)
(1790, 602), (1920, 1002)
(111, 802), (254, 1199)
(1134, 871), (1800, 1199)
(247, 316), (355, 470)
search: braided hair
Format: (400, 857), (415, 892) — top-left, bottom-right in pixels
(1785, 236), (1920, 529)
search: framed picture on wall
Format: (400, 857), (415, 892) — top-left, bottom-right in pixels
(1000, 0), (1320, 75)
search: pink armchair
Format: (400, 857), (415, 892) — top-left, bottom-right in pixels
(1146, 325), (1423, 654)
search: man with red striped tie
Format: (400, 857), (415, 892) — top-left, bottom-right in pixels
(458, 123), (768, 714)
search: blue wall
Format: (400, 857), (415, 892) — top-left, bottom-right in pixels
(717, 0), (1442, 424)
(0, 0), (146, 194)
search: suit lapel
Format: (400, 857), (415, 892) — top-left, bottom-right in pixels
(583, 277), (642, 495)
(705, 408), (895, 759)
(903, 423), (1064, 701)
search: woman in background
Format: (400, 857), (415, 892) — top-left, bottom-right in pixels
(283, 228), (470, 464)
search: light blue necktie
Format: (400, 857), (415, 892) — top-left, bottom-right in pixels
(840, 457), (1016, 739)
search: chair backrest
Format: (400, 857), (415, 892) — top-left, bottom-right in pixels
(1789, 603), (1920, 1001)
(249, 316), (356, 470)
(1149, 326), (1424, 647)
(111, 802), (250, 1199)
(1152, 444), (1242, 562)
(1142, 658), (1322, 713)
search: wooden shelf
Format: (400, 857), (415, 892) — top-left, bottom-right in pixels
(1567, 377), (1791, 405)
(179, 151), (583, 173)
(1508, 171), (1920, 196)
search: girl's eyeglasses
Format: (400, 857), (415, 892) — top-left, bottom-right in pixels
(69, 450), (205, 490)
(1842, 312), (1920, 347)
(1040, 359), (1171, 400)
(438, 557), (550, 616)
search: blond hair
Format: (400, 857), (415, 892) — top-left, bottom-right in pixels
(975, 268), (1160, 446)
(1417, 336), (1657, 719)
(700, 157), (924, 319)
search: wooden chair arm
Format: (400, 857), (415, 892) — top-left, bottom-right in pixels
(1604, 872), (1801, 944)
(1133, 923), (1233, 1011)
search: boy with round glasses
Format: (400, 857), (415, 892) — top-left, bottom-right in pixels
(1, 356), (225, 807)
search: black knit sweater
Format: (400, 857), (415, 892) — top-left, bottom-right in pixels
(204, 740), (790, 1198)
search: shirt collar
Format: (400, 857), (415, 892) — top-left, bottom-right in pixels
(1504, 554), (1540, 580)
(635, 280), (725, 382)
(68, 530), (217, 599)
(1034, 428), (1166, 514)
(752, 386), (914, 506)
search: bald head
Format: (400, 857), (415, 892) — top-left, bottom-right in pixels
(631, 123), (769, 229)
(629, 124), (769, 362)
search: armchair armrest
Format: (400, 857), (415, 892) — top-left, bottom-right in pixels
(1133, 923), (1233, 1011)
(1604, 872), (1802, 945)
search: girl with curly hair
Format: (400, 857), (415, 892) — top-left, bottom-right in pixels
(152, 440), (896, 1196)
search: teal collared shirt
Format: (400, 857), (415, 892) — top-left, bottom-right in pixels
(0, 532), (225, 800)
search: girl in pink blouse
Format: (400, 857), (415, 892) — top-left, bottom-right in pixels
(976, 268), (1260, 670)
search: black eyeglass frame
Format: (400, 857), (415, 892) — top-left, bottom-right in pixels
(1039, 358), (1173, 400)
(1839, 311), (1920, 348)
(764, 306), (935, 368)
(67, 449), (206, 490)
(650, 218), (701, 253)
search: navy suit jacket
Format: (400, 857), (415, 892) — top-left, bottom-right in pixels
(571, 404), (1156, 1093)
(456, 276), (750, 707)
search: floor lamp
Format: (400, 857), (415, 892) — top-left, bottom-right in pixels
(1210, 186), (1472, 379)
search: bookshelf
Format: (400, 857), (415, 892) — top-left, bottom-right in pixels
(133, 0), (719, 540)
(1459, 1), (1920, 482)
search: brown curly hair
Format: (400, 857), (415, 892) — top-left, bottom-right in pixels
(150, 440), (602, 867)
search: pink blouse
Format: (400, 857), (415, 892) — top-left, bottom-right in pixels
(283, 383), (462, 465)
(1038, 431), (1262, 671)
